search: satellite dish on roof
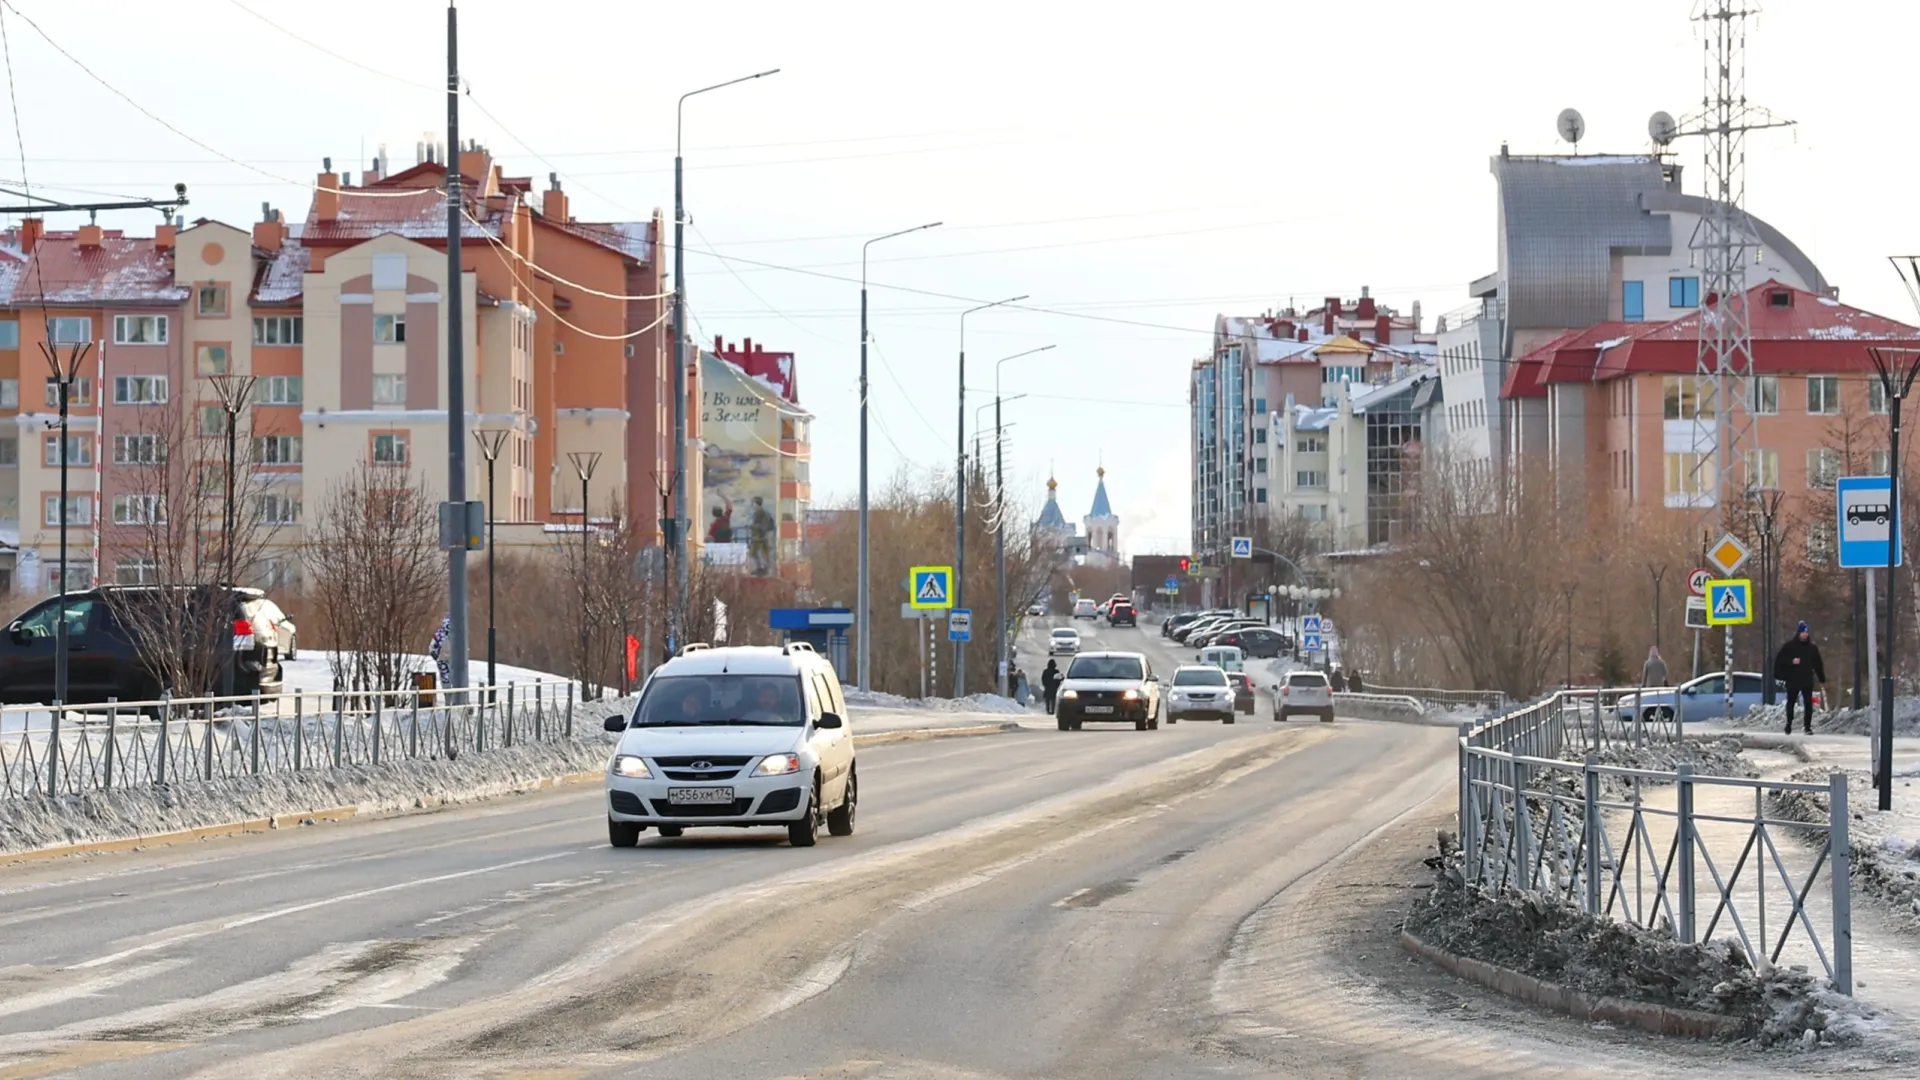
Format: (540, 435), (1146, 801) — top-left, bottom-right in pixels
(1649, 110), (1678, 147)
(1556, 108), (1586, 150)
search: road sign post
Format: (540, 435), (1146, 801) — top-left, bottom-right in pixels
(1706, 578), (1753, 722)
(1684, 596), (1708, 631)
(1707, 534), (1751, 577)
(910, 566), (954, 611)
(1230, 537), (1253, 559)
(948, 609), (972, 643)
(1687, 568), (1712, 597)
(1838, 475), (1901, 569)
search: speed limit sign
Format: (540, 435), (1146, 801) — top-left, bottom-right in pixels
(1687, 568), (1712, 597)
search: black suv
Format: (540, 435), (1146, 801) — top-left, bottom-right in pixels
(1106, 602), (1137, 628)
(0, 586), (285, 704)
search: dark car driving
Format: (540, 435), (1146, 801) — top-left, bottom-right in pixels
(1214, 628), (1287, 659)
(1106, 601), (1137, 628)
(0, 586), (285, 705)
(1228, 671), (1257, 714)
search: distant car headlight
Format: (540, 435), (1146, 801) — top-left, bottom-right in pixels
(754, 753), (800, 777)
(611, 754), (650, 778)
(1061, 689), (1078, 700)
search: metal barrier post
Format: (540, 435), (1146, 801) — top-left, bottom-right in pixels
(1513, 760), (1532, 890)
(293, 690), (303, 772)
(1583, 753), (1602, 914)
(103, 699), (118, 791)
(250, 692), (262, 776)
(562, 680), (571, 738)
(1831, 772), (1853, 995)
(1457, 722), (1471, 860)
(202, 700), (215, 781)
(45, 699), (61, 798)
(1590, 691), (1602, 751)
(373, 693), (383, 767)
(566, 681), (574, 738)
(504, 683), (514, 749)
(1676, 763), (1696, 943)
(157, 694), (170, 786)
(333, 696), (344, 768)
(410, 697), (420, 760)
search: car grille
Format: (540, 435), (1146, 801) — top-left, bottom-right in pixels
(649, 798), (755, 817)
(1072, 690), (1129, 705)
(608, 790), (646, 815)
(654, 755), (750, 781)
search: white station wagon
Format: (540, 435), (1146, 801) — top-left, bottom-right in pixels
(603, 644), (856, 848)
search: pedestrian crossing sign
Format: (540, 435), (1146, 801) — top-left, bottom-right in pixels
(1705, 579), (1752, 626)
(910, 566), (954, 610)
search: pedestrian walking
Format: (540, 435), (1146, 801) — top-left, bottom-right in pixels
(1329, 667), (1347, 693)
(1773, 621), (1826, 735)
(1348, 670), (1365, 695)
(1041, 659), (1063, 715)
(1642, 646), (1669, 688)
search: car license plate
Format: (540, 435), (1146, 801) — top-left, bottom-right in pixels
(1085, 705), (1113, 714)
(668, 787), (733, 805)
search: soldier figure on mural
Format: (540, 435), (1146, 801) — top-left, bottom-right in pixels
(748, 495), (777, 576)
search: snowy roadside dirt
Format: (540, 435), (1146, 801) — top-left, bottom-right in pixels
(1556, 736), (1760, 800)
(1407, 834), (1878, 1049)
(841, 688), (1032, 715)
(1771, 767), (1920, 930)
(1730, 697), (1920, 738)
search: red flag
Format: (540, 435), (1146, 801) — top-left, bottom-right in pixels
(625, 635), (641, 682)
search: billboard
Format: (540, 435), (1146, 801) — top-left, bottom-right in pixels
(699, 353), (782, 576)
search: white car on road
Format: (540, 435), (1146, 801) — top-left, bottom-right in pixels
(602, 644), (856, 848)
(1049, 627), (1082, 655)
(1073, 599), (1099, 620)
(1165, 665), (1236, 724)
(1276, 670), (1334, 722)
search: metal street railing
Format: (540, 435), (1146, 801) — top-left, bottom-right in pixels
(0, 680), (579, 800)
(1362, 682), (1507, 711)
(1457, 689), (1852, 994)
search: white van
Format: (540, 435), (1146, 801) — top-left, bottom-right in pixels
(602, 644), (855, 848)
(1198, 645), (1244, 673)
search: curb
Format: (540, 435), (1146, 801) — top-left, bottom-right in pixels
(1, 720), (1024, 864)
(1398, 930), (1749, 1039)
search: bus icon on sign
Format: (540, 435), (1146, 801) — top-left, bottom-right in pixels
(1847, 503), (1891, 527)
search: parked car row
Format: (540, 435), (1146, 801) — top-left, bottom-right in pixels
(1615, 672), (1822, 724)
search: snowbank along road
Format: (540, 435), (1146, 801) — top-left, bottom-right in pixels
(1, 621), (1909, 1078)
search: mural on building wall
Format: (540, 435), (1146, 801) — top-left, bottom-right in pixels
(699, 353), (781, 577)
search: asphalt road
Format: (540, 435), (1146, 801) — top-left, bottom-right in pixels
(0, 620), (1871, 1079)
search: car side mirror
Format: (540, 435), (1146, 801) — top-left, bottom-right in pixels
(7, 624), (27, 645)
(603, 714), (628, 732)
(1681, 688), (1696, 697)
(817, 712), (844, 730)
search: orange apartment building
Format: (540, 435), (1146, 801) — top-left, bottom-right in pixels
(1502, 280), (1920, 546)
(0, 144), (683, 596)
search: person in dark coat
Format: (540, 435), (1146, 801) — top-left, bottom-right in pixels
(1347, 670), (1365, 694)
(1329, 667), (1348, 693)
(1041, 660), (1063, 714)
(1773, 621), (1826, 735)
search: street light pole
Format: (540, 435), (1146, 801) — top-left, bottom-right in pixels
(209, 373), (256, 698)
(673, 68), (779, 659)
(568, 451), (602, 699)
(1869, 344), (1920, 811)
(859, 222), (941, 692)
(1750, 489), (1784, 706)
(473, 429), (510, 693)
(40, 341), (92, 710)
(956, 295), (1026, 697)
(992, 345), (1055, 697)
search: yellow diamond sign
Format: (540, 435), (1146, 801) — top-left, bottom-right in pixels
(1707, 533), (1751, 576)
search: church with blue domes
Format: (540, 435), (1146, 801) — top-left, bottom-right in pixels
(1033, 468), (1121, 568)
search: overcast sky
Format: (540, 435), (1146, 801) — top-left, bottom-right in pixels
(3, 1), (1911, 555)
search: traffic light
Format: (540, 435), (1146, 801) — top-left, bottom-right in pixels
(1178, 556), (1191, 573)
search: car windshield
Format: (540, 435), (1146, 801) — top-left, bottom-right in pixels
(1288, 673), (1328, 688)
(1174, 668), (1229, 686)
(1066, 656), (1143, 680)
(631, 674), (805, 726)
(1051, 629), (1078, 639)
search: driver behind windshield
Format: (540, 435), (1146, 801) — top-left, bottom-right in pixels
(672, 683), (710, 723)
(739, 680), (795, 724)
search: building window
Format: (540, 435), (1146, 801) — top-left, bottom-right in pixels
(1253, 428), (1266, 445)
(0, 437), (14, 466)
(255, 435), (303, 465)
(196, 284), (229, 317)
(112, 434), (164, 464)
(372, 432), (408, 466)
(196, 344), (230, 375)
(1253, 457), (1268, 474)
(1296, 436), (1325, 453)
(1806, 523), (1835, 565)
(114, 558), (159, 585)
(373, 314), (407, 344)
(43, 495), (91, 526)
(260, 556), (300, 590)
(112, 374), (168, 404)
(1295, 470), (1327, 489)
(0, 378), (15, 408)
(1745, 448), (1779, 489)
(42, 434), (89, 467)
(258, 375), (303, 405)
(1870, 378), (1889, 415)
(1253, 397), (1267, 415)
(1749, 375), (1778, 415)
(111, 494), (165, 525)
(252, 316), (304, 345)
(1254, 488), (1267, 504)
(1807, 375), (1841, 415)
(1807, 448), (1840, 489)
(45, 377), (92, 407)
(255, 493), (301, 525)
(1623, 280), (1645, 321)
(111, 315), (168, 345)
(47, 317), (91, 344)
(200, 406), (229, 437)
(1298, 504), (1328, 521)
(1668, 276), (1701, 309)
(373, 374), (407, 405)
(1664, 452), (1714, 497)
(1871, 449), (1892, 477)
(1662, 377), (1716, 420)
(0, 320), (16, 348)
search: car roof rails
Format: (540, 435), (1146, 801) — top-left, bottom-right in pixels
(677, 642), (712, 656)
(783, 641), (816, 655)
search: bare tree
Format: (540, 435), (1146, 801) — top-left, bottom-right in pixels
(303, 459), (440, 694)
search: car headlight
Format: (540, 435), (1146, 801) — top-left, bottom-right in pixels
(1122, 689), (1140, 700)
(1061, 689), (1078, 700)
(754, 753), (800, 777)
(611, 754), (650, 778)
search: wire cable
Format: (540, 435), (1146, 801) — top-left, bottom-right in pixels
(223, 0), (442, 93)
(687, 220), (838, 349)
(459, 204), (672, 302)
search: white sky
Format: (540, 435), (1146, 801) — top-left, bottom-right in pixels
(2, 1), (1912, 556)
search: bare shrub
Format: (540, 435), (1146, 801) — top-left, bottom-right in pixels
(303, 460), (440, 694)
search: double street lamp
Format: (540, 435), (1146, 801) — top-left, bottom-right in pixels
(473, 428), (511, 693)
(568, 451), (602, 698)
(209, 372), (257, 699)
(40, 340), (94, 709)
(858, 221), (941, 692)
(955, 295), (1026, 696)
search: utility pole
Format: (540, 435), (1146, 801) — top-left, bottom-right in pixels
(474, 428), (510, 693)
(444, 0), (472, 696)
(1868, 342), (1920, 812)
(569, 452), (601, 698)
(209, 373), (256, 699)
(954, 295), (1025, 697)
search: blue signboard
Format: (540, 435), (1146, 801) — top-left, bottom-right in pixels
(1838, 475), (1901, 568)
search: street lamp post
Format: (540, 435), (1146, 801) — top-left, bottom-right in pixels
(672, 69), (779, 658)
(956, 295), (1026, 696)
(209, 372), (256, 699)
(1748, 489), (1784, 706)
(568, 451), (602, 699)
(40, 340), (93, 711)
(1868, 344), (1920, 811)
(473, 429), (510, 694)
(859, 222), (941, 692)
(992, 345), (1055, 697)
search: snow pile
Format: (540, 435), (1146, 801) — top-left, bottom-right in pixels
(1557, 736), (1758, 799)
(841, 688), (1030, 715)
(1731, 697), (1920, 737)
(1409, 832), (1875, 1046)
(1771, 769), (1920, 928)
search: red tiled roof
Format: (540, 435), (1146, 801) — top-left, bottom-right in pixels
(251, 243), (310, 305)
(540, 218), (654, 266)
(1595, 281), (1920, 378)
(301, 183), (505, 246)
(1533, 321), (1642, 385)
(16, 235), (184, 307)
(1500, 328), (1581, 400)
